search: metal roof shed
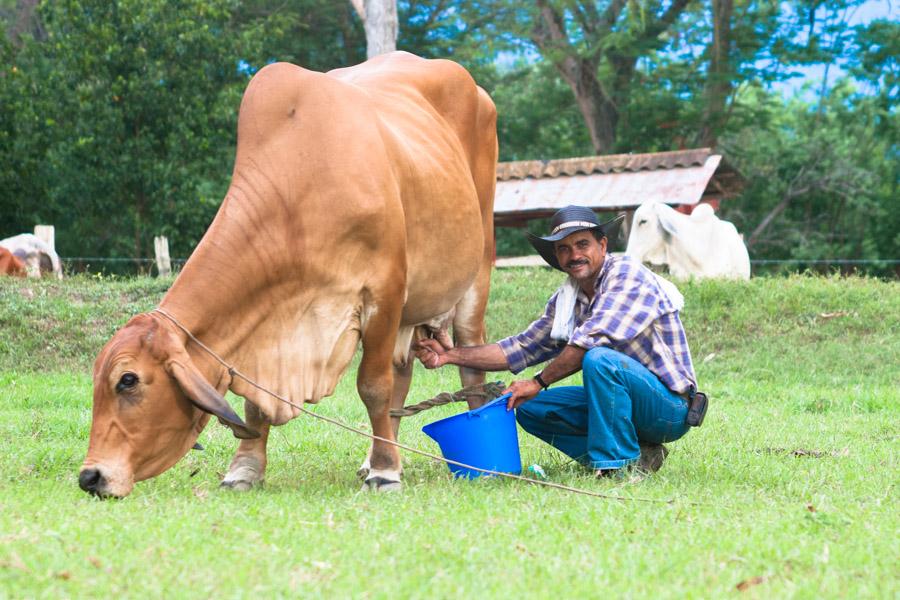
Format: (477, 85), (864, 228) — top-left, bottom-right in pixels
(494, 148), (743, 227)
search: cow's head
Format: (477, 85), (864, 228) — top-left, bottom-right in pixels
(625, 202), (679, 265)
(80, 313), (258, 498)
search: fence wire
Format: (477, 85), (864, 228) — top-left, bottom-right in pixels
(63, 257), (187, 263)
(749, 259), (899, 265)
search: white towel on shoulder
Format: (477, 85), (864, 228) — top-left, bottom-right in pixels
(550, 277), (580, 341)
(549, 273), (684, 341)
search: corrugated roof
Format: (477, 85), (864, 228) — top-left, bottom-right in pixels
(493, 148), (742, 225)
(496, 148), (714, 181)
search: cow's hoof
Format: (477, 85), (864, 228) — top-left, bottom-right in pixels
(220, 464), (263, 491)
(361, 476), (402, 492)
(221, 479), (259, 492)
(361, 469), (402, 492)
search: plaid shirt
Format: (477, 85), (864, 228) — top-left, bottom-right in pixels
(498, 255), (697, 394)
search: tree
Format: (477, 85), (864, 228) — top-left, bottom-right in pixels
(1, 0), (268, 260)
(695, 0), (733, 147)
(1, 1), (894, 270)
(523, 0), (694, 154)
(722, 81), (896, 271)
(0, 0), (46, 46)
(235, 0), (366, 71)
(351, 0), (398, 58)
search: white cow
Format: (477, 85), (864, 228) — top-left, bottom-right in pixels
(625, 202), (750, 280)
(0, 234), (64, 279)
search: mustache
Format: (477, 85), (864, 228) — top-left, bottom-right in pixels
(566, 259), (589, 269)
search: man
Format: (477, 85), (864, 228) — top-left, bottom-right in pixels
(415, 205), (699, 476)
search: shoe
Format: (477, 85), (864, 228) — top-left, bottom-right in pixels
(637, 442), (669, 473)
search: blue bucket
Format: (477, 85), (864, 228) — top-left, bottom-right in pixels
(422, 393), (522, 478)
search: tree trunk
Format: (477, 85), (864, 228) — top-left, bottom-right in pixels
(531, 0), (689, 155)
(362, 0), (397, 59)
(558, 55), (619, 154)
(697, 0), (734, 148)
(532, 0), (618, 154)
(8, 0), (47, 46)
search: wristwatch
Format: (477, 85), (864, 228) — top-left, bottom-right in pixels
(534, 371), (549, 390)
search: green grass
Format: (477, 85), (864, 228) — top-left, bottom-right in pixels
(1, 272), (898, 598)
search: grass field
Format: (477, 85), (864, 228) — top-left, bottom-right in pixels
(1, 271), (898, 598)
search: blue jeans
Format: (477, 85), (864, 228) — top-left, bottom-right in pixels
(516, 347), (691, 470)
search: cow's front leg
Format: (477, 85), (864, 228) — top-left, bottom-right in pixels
(358, 352), (413, 480)
(221, 401), (271, 491)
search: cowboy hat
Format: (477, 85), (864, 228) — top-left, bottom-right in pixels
(526, 205), (624, 271)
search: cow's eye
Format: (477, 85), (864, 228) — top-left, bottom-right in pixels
(116, 372), (139, 392)
(638, 219), (647, 225)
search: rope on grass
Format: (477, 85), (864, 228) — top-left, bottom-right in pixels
(389, 381), (506, 417)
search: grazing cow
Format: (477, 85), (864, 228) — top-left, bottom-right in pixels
(0, 247), (26, 277)
(0, 234), (63, 279)
(79, 52), (498, 498)
(626, 202), (750, 280)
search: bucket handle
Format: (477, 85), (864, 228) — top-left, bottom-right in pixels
(467, 393), (512, 418)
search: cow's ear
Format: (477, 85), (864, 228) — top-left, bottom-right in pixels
(655, 204), (679, 237)
(167, 360), (260, 439)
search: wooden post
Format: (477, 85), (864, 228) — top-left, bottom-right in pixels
(34, 225), (55, 251)
(154, 236), (171, 277)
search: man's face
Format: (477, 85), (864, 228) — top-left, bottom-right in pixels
(554, 230), (607, 286)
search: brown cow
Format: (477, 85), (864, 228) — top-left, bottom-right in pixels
(0, 247), (26, 277)
(79, 52), (498, 497)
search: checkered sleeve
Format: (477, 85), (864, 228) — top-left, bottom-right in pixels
(497, 292), (566, 374)
(569, 259), (667, 349)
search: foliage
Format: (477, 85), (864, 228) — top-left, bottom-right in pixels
(0, 1), (895, 270)
(0, 271), (898, 596)
(721, 82), (898, 272)
(491, 61), (592, 161)
(233, 0), (366, 72)
(473, 1), (896, 267)
(1, 0), (268, 259)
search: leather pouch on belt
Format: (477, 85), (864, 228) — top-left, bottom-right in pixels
(686, 391), (708, 427)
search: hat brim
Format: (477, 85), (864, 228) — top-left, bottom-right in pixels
(526, 214), (625, 271)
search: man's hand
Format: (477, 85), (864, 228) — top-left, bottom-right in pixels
(504, 378), (542, 410)
(413, 338), (450, 369)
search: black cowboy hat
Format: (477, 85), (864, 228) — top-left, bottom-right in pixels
(526, 205), (624, 271)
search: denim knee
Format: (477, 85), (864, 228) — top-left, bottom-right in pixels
(582, 346), (622, 373)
